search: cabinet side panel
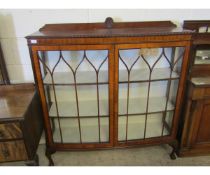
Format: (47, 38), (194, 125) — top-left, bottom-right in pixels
(22, 92), (44, 159)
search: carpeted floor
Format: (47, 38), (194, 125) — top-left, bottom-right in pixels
(1, 144), (210, 166)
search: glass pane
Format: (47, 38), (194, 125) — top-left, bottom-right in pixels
(38, 49), (109, 144)
(118, 112), (172, 141)
(194, 49), (210, 65)
(118, 115), (145, 141)
(52, 118), (80, 143)
(146, 113), (170, 138)
(81, 117), (109, 143)
(118, 46), (184, 142)
(164, 111), (174, 135)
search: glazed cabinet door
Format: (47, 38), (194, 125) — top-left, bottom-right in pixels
(31, 45), (114, 148)
(115, 42), (190, 146)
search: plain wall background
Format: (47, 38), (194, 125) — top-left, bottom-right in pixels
(0, 9), (210, 83)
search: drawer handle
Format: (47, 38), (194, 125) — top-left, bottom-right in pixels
(2, 149), (10, 158)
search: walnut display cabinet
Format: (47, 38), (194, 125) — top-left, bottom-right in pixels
(26, 17), (192, 165)
(177, 21), (210, 157)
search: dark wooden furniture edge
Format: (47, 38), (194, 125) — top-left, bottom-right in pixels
(183, 20), (210, 44)
(0, 43), (10, 85)
(22, 90), (43, 165)
(39, 20), (177, 31)
(183, 20), (210, 31)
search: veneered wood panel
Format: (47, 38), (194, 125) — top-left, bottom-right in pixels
(0, 141), (27, 162)
(0, 123), (22, 140)
(0, 84), (35, 120)
(191, 65), (210, 78)
(27, 35), (192, 46)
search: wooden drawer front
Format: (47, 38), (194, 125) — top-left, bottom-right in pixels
(0, 123), (22, 140)
(0, 141), (27, 162)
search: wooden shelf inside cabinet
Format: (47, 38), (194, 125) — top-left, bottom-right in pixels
(52, 116), (170, 143)
(49, 97), (175, 118)
(43, 70), (109, 85)
(53, 117), (109, 143)
(27, 17), (193, 164)
(43, 68), (179, 85)
(118, 115), (170, 141)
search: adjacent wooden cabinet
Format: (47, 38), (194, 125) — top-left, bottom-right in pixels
(177, 21), (210, 157)
(0, 84), (43, 165)
(178, 78), (210, 156)
(26, 18), (192, 165)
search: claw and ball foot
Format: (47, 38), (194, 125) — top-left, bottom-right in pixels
(170, 150), (177, 160)
(45, 148), (55, 166)
(169, 141), (178, 160)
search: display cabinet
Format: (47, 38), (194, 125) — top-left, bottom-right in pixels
(178, 20), (210, 157)
(26, 18), (192, 165)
